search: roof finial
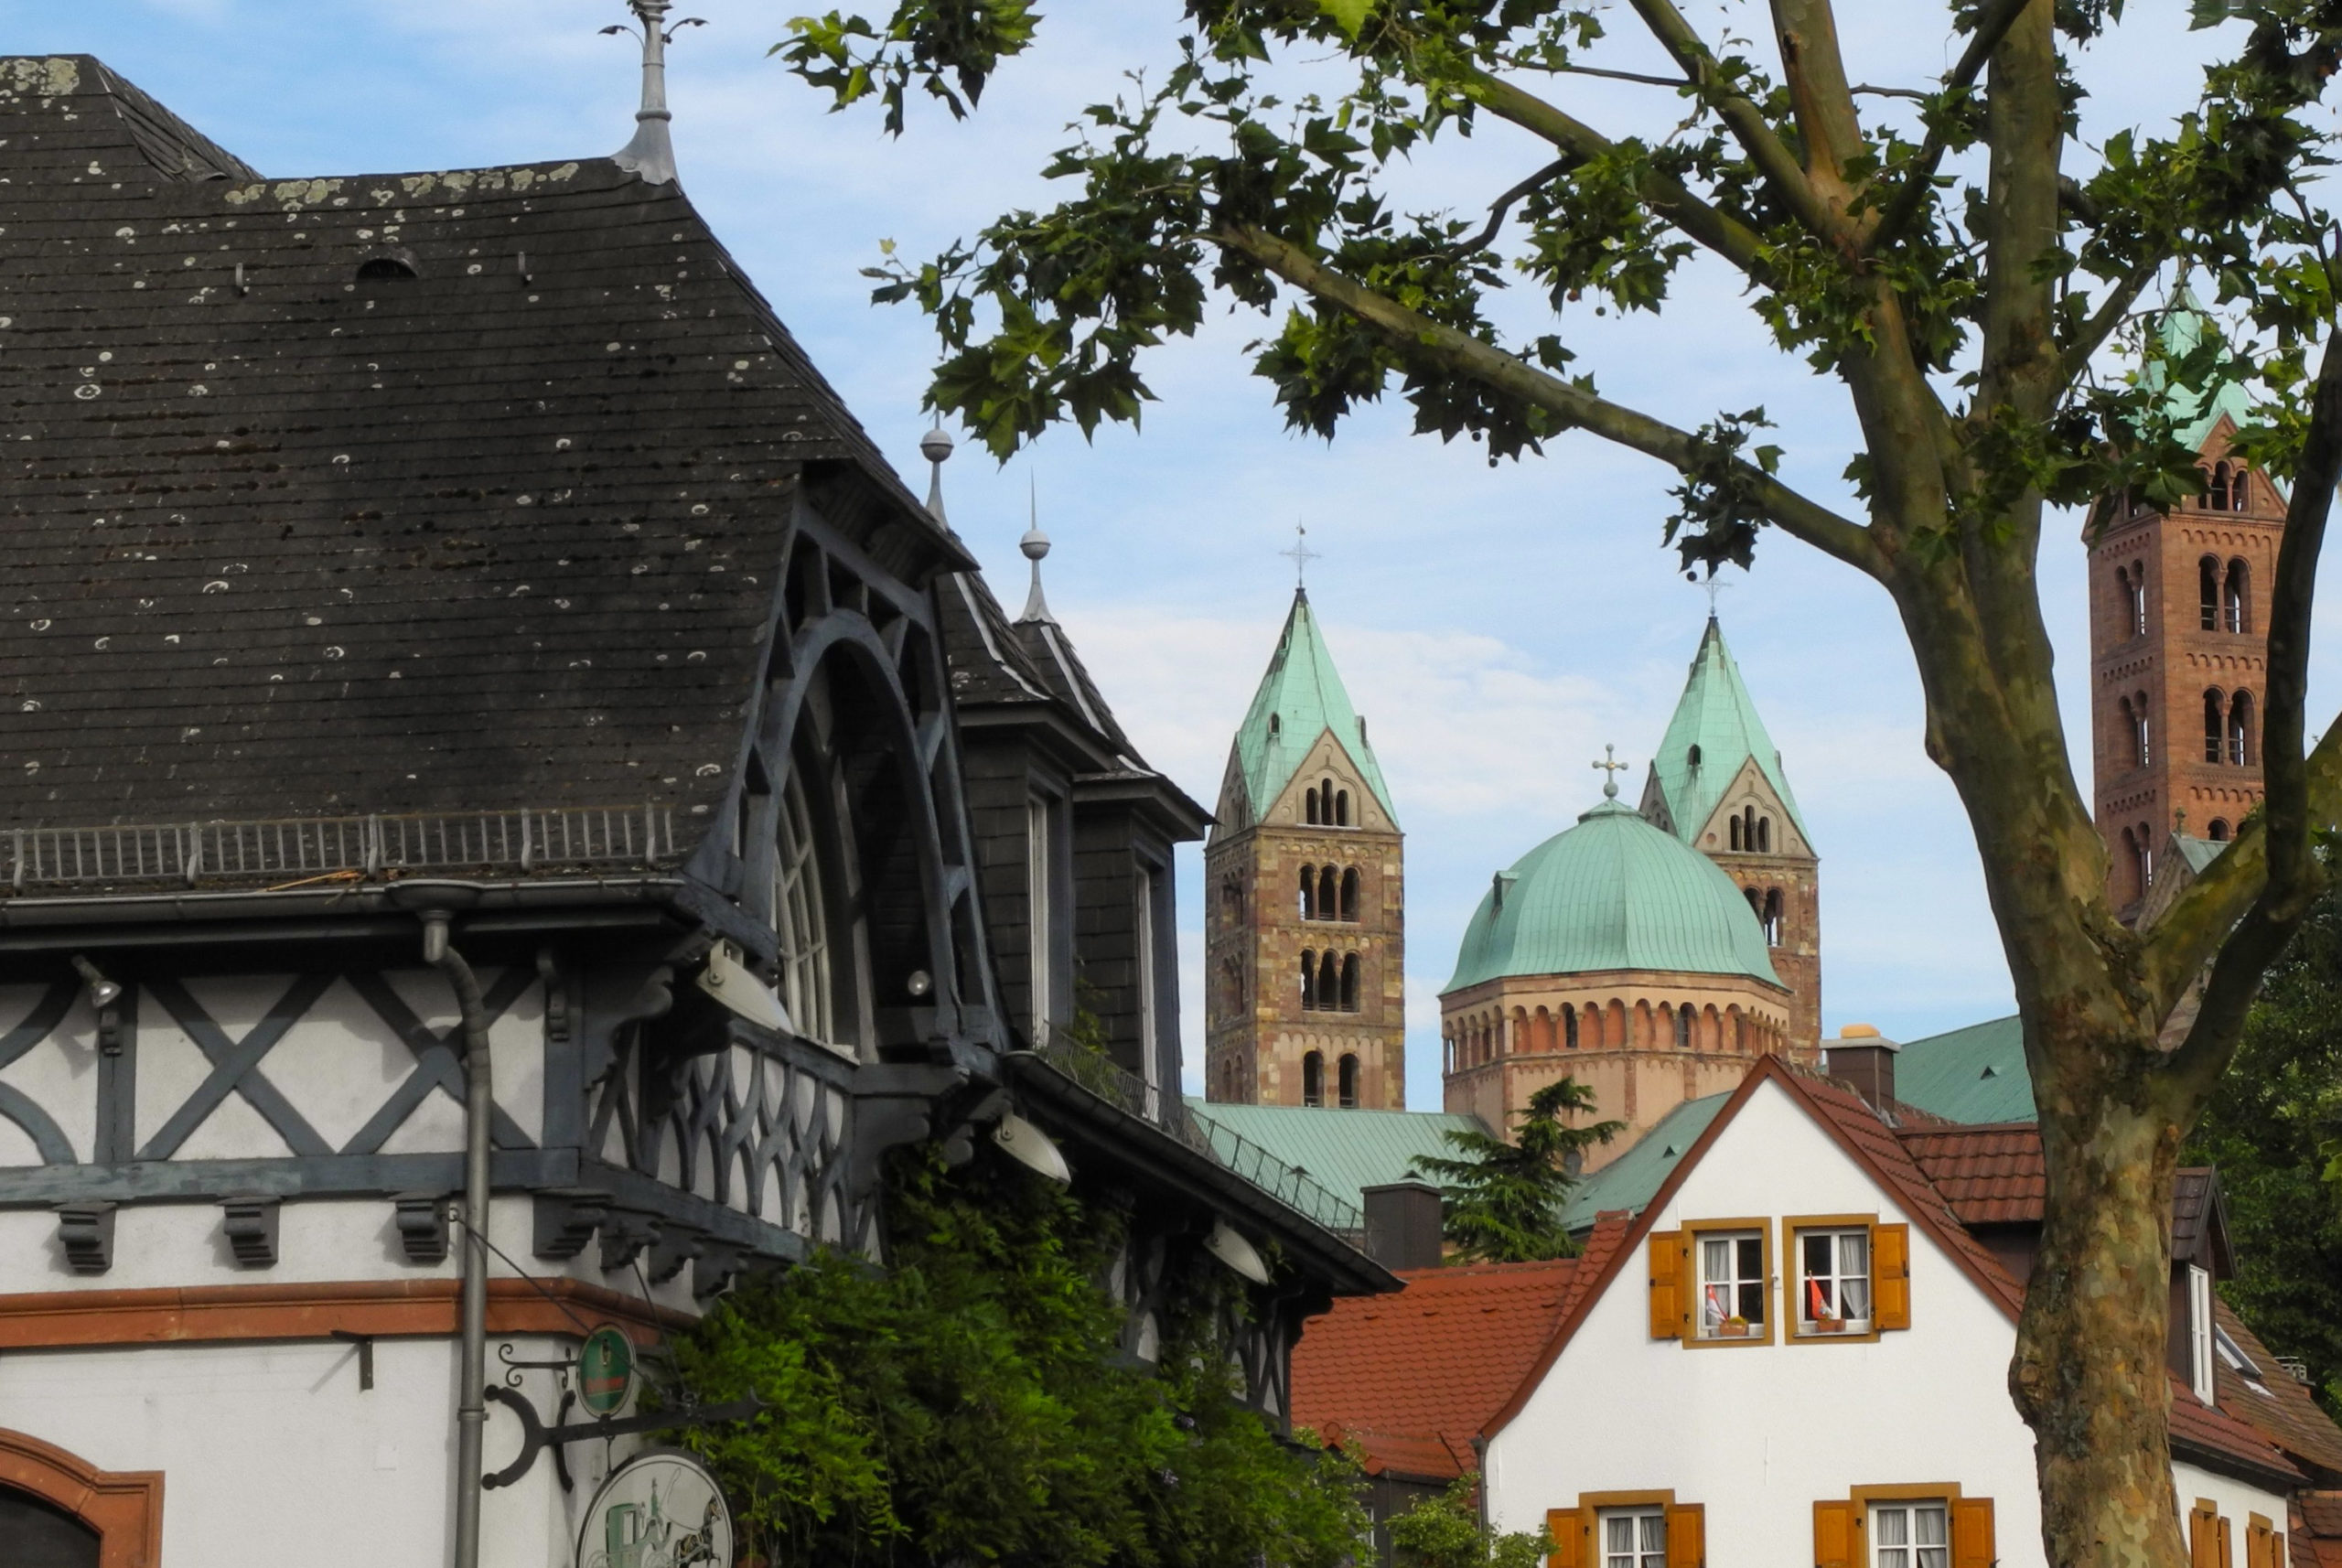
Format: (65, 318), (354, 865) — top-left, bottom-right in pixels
(919, 414), (953, 524)
(1692, 572), (1733, 622)
(1280, 522), (1318, 594)
(1593, 744), (1629, 800)
(605, 1), (704, 186)
(1018, 472), (1055, 624)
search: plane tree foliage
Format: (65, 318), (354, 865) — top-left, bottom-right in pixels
(773, 0), (2342, 1561)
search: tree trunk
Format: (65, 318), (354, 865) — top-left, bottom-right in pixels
(2012, 1025), (2186, 1567)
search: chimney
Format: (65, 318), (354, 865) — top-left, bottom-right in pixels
(1362, 1179), (1444, 1272)
(1824, 1024), (1899, 1112)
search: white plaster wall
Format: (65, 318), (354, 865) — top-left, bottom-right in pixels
(0, 1195), (700, 1318)
(0, 987), (101, 1165)
(2172, 1459), (2290, 1547)
(1482, 1081), (2048, 1564)
(0, 1333), (647, 1568)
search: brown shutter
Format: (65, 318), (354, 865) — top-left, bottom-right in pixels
(2192, 1502), (2220, 1568)
(1649, 1230), (1685, 1339)
(1547, 1508), (1584, 1568)
(1950, 1498), (1994, 1568)
(2221, 1513), (2236, 1568)
(2247, 1516), (2274, 1568)
(1814, 1499), (1856, 1568)
(1873, 1223), (1912, 1331)
(1666, 1503), (1705, 1568)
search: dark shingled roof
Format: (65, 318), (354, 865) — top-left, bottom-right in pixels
(0, 55), (961, 845)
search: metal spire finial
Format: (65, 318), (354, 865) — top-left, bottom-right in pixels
(605, 1), (705, 186)
(1699, 574), (1733, 620)
(1593, 744), (1630, 800)
(919, 415), (953, 524)
(1280, 523), (1319, 592)
(1017, 472), (1055, 624)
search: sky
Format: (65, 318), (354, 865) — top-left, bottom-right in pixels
(28, 1), (2342, 1111)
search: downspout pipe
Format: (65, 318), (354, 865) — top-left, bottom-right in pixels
(423, 910), (493, 1568)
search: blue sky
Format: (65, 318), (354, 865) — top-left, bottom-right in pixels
(32, 2), (2342, 1109)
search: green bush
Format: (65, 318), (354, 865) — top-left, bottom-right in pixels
(672, 1144), (1369, 1567)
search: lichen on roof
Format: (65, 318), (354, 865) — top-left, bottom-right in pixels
(1644, 616), (1810, 847)
(1228, 589), (1398, 826)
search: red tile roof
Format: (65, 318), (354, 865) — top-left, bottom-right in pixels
(1896, 1123), (2047, 1225)
(2216, 1301), (2342, 1482)
(1292, 1255), (1579, 1479)
(2170, 1376), (2305, 1487)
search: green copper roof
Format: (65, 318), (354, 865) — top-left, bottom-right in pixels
(1645, 618), (1810, 848)
(2150, 295), (2254, 451)
(1230, 590), (1399, 826)
(1181, 1099), (1488, 1212)
(1443, 796), (1783, 993)
(1894, 1015), (2036, 1124)
(1559, 1091), (1730, 1232)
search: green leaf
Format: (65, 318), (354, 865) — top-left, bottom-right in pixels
(1316, 0), (1372, 39)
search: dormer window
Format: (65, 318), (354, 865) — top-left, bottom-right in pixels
(355, 247), (421, 281)
(2187, 1264), (2215, 1405)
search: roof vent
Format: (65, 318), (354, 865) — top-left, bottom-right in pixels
(1981, 1064), (2001, 1079)
(1688, 743), (1702, 767)
(1269, 713), (1281, 738)
(356, 248), (420, 282)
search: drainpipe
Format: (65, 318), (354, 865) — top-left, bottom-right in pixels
(423, 909), (493, 1568)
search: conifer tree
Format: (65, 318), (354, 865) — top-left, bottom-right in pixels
(1410, 1079), (1623, 1263)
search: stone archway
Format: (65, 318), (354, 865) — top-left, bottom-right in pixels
(0, 1431), (162, 1568)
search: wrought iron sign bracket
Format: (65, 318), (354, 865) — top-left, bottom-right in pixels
(482, 1386), (761, 1493)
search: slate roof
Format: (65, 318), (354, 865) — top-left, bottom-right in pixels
(1178, 1100), (1488, 1216)
(0, 55), (959, 852)
(1894, 1015), (2036, 1123)
(1290, 1255), (1580, 1479)
(1224, 589), (1397, 829)
(1641, 616), (1810, 846)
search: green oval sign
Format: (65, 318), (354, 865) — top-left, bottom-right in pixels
(578, 1325), (636, 1418)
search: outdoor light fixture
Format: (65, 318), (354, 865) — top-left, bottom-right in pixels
(695, 941), (788, 1032)
(1204, 1219), (1272, 1286)
(70, 954), (121, 1011)
(906, 969), (933, 999)
(992, 1113), (1070, 1185)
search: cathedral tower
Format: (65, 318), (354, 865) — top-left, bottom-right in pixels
(2089, 306), (2273, 918)
(1638, 617), (1822, 1056)
(1204, 589), (1406, 1108)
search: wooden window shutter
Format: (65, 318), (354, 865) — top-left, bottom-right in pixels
(1950, 1498), (1994, 1568)
(1665, 1503), (1705, 1568)
(1547, 1508), (1585, 1568)
(1649, 1230), (1685, 1339)
(2191, 1502), (2220, 1568)
(2220, 1513), (2235, 1568)
(1813, 1499), (1856, 1568)
(2247, 1515), (2275, 1568)
(1873, 1222), (1912, 1331)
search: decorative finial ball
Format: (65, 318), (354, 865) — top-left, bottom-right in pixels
(1020, 525), (1051, 563)
(919, 424), (954, 466)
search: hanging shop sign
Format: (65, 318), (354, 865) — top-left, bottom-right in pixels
(576, 1448), (733, 1568)
(577, 1325), (637, 1418)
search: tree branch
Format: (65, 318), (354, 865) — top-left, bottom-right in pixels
(2057, 257), (2162, 394)
(1210, 222), (1885, 574)
(1448, 157), (1575, 259)
(1623, 0), (1847, 243)
(1452, 70), (1770, 280)
(1867, 0), (2039, 253)
(2149, 325), (2342, 1102)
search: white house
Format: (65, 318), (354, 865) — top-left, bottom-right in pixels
(1471, 1058), (2301, 1568)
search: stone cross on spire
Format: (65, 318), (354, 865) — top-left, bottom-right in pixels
(1281, 524), (1319, 591)
(1593, 744), (1630, 800)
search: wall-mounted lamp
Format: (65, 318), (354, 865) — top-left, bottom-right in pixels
(70, 954), (121, 1010)
(906, 970), (933, 1000)
(992, 1112), (1070, 1185)
(1204, 1219), (1272, 1286)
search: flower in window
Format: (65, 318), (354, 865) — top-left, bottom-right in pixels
(1799, 1228), (1872, 1334)
(1697, 1232), (1766, 1337)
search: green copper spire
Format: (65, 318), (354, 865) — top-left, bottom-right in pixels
(1230, 590), (1398, 826)
(1644, 617), (1810, 848)
(2148, 291), (2253, 450)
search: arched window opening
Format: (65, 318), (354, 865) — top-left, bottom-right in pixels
(1336, 789), (1350, 826)
(2201, 556), (2221, 631)
(1730, 814), (1743, 852)
(2208, 462), (2232, 512)
(1762, 888), (1784, 947)
(1746, 887), (1763, 919)
(1688, 743), (1703, 768)
(2208, 819), (2231, 842)
(1298, 865), (1316, 919)
(1340, 952), (1359, 1012)
(2124, 565), (2147, 637)
(2225, 558), (2250, 633)
(1756, 816), (1771, 854)
(1339, 866), (1360, 922)
(1299, 951), (1316, 1011)
(2229, 689), (2255, 767)
(775, 764), (836, 1047)
(1268, 713), (1281, 739)
(2205, 689), (2226, 764)
(1302, 1050), (1325, 1107)
(0, 1485), (99, 1568)
(1338, 1053), (1359, 1108)
(2136, 823), (2155, 895)
(1304, 787), (1320, 825)
(2133, 693), (2151, 768)
(1563, 1004), (1580, 1048)
(2229, 467), (2252, 510)
(1221, 875), (1244, 924)
(1320, 950), (1342, 1012)
(1318, 865), (1338, 921)
(1673, 1005), (1692, 1048)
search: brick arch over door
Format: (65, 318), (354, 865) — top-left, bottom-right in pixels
(0, 1430), (162, 1568)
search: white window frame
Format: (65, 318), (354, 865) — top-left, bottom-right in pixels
(2188, 1263), (2216, 1405)
(1026, 792), (1060, 1044)
(1868, 1499), (1950, 1568)
(1794, 1226), (1874, 1336)
(1136, 865), (1162, 1120)
(1693, 1229), (1768, 1339)
(1595, 1507), (1667, 1568)
(774, 768), (834, 1047)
